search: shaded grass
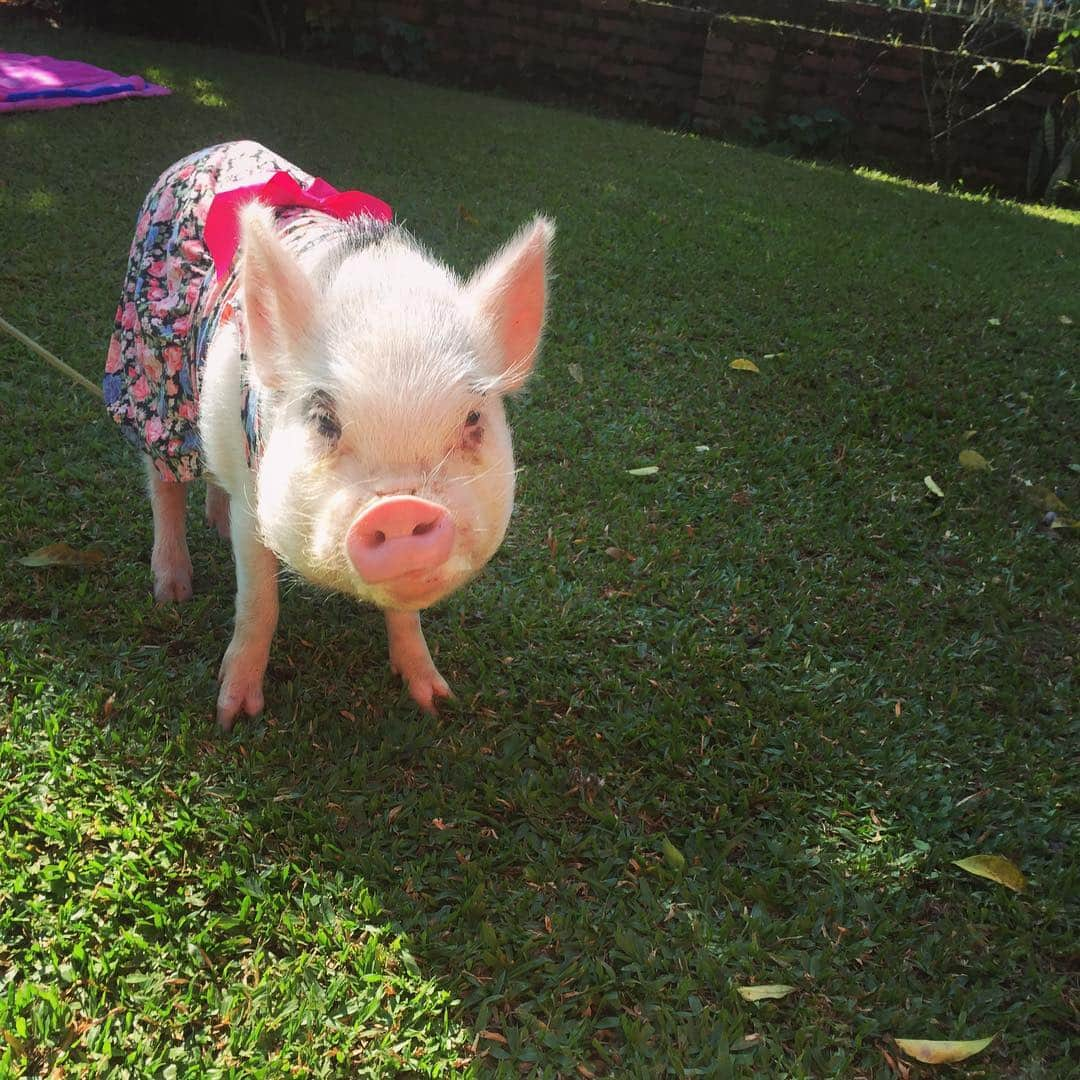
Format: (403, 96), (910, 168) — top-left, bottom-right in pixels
(1, 23), (1078, 1078)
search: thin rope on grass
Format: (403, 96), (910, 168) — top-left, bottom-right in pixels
(0, 313), (104, 401)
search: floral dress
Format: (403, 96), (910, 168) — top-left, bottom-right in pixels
(103, 140), (390, 483)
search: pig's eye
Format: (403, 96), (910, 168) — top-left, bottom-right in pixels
(465, 410), (481, 427)
(307, 392), (341, 443)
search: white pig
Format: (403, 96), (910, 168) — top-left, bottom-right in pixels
(104, 141), (552, 728)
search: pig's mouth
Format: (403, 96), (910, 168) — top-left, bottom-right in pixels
(381, 567), (452, 607)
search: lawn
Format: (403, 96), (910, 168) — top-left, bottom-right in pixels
(0, 22), (1077, 1079)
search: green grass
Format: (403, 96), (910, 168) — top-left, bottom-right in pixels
(1, 23), (1077, 1079)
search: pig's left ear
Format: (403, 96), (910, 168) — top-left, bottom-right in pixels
(467, 216), (554, 392)
(240, 201), (317, 389)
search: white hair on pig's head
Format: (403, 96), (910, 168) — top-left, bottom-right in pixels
(237, 201), (554, 611)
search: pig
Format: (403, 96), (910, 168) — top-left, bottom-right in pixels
(104, 141), (552, 729)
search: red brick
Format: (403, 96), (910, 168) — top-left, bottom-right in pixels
(582, 0), (631, 12)
(727, 62), (769, 86)
(867, 64), (920, 85)
(744, 43), (777, 63)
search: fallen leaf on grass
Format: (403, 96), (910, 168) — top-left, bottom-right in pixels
(958, 449), (991, 472)
(1023, 484), (1069, 513)
(894, 1036), (994, 1064)
(730, 358), (760, 372)
(924, 476), (944, 498)
(605, 547), (636, 562)
(456, 204), (478, 225)
(660, 836), (685, 871)
(478, 1030), (507, 1044)
(19, 543), (106, 568)
(1059, 315), (1073, 325)
(953, 854), (1025, 892)
(568, 362), (584, 384)
(626, 466), (659, 476)
(737, 985), (797, 1002)
(695, 445), (710, 452)
(987, 317), (1002, 326)
(881, 1047), (911, 1078)
(1049, 517), (1080, 529)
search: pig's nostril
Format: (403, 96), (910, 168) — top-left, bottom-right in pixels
(347, 496), (455, 585)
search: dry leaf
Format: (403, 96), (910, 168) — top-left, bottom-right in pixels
(730, 358), (760, 373)
(881, 1047), (910, 1079)
(963, 429), (977, 440)
(626, 466), (659, 476)
(953, 854), (1025, 892)
(958, 449), (991, 472)
(1024, 484), (1069, 513)
(737, 985), (797, 1002)
(894, 1036), (994, 1064)
(456, 204), (478, 225)
(695, 445), (710, 452)
(387, 804), (404, 825)
(1059, 315), (1073, 325)
(479, 1030), (507, 1044)
(568, 362), (584, 384)
(605, 547), (635, 562)
(19, 542), (106, 568)
(924, 476), (944, 498)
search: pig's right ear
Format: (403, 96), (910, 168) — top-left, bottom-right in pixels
(467, 215), (554, 392)
(240, 202), (316, 389)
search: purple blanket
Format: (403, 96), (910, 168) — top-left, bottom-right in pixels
(0, 52), (170, 113)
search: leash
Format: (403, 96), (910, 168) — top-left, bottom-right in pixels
(0, 313), (104, 401)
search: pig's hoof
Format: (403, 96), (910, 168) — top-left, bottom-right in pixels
(216, 678), (265, 731)
(402, 666), (453, 715)
(152, 562), (194, 603)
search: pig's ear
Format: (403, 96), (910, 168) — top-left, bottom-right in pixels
(240, 201), (316, 388)
(467, 216), (554, 392)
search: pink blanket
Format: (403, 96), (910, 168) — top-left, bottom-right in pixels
(0, 52), (170, 113)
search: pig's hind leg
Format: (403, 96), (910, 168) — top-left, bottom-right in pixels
(205, 481), (231, 541)
(384, 610), (453, 714)
(147, 462), (194, 603)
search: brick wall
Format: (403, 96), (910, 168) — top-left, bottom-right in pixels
(694, 14), (1072, 192)
(307, 0), (1079, 197)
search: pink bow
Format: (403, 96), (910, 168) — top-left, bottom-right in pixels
(205, 170), (392, 281)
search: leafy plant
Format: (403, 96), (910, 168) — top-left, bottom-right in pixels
(378, 16), (429, 77)
(1027, 95), (1080, 200)
(744, 108), (853, 157)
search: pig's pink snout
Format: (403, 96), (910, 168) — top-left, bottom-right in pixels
(346, 496), (456, 585)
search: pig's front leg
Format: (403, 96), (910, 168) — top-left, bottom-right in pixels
(217, 504), (279, 731)
(384, 609), (453, 714)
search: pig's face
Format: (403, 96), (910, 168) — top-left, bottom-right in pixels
(240, 209), (552, 611)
